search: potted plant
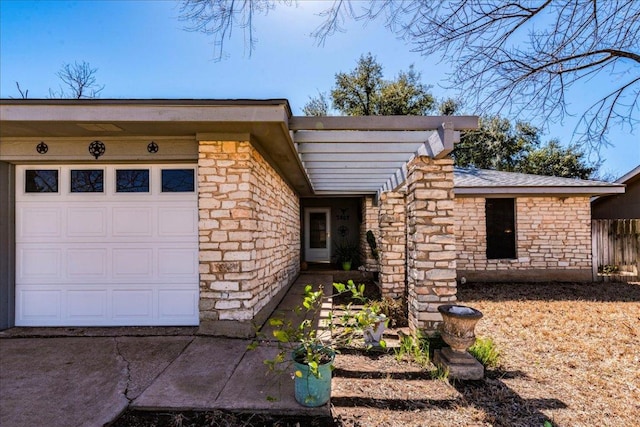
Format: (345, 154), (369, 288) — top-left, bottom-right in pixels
(332, 281), (388, 348)
(359, 307), (388, 347)
(253, 280), (378, 406)
(334, 239), (360, 271)
(258, 284), (335, 407)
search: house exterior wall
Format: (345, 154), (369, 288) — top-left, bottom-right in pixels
(198, 139), (300, 336)
(592, 177), (640, 219)
(378, 191), (406, 299)
(455, 196), (592, 281)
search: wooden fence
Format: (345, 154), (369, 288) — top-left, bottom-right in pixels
(592, 219), (640, 282)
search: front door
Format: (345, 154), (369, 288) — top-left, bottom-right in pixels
(304, 208), (331, 263)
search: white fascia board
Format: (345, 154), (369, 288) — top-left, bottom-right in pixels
(289, 116), (479, 131)
(301, 152), (415, 162)
(0, 104), (289, 124)
(296, 141), (424, 154)
(294, 130), (432, 144)
(303, 161), (407, 169)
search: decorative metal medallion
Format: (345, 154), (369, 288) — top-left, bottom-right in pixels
(88, 140), (106, 159)
(36, 141), (49, 154)
(147, 141), (159, 154)
(338, 225), (349, 238)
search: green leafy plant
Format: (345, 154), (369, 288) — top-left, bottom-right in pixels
(332, 280), (388, 349)
(469, 337), (500, 368)
(369, 297), (407, 328)
(394, 331), (430, 367)
(260, 284), (331, 379)
(431, 364), (450, 382)
(334, 239), (361, 269)
(255, 280), (380, 381)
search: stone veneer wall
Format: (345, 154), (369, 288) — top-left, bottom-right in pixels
(455, 196), (592, 281)
(406, 157), (457, 333)
(198, 140), (300, 336)
(360, 196), (380, 273)
(378, 191), (406, 298)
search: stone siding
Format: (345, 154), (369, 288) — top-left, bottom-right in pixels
(198, 140), (300, 335)
(455, 196), (592, 281)
(378, 191), (406, 298)
(406, 157), (457, 333)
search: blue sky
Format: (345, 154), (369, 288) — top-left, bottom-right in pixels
(1, 0), (638, 179)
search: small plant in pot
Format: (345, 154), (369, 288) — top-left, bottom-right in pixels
(252, 281), (376, 406)
(332, 281), (388, 349)
(258, 284), (335, 407)
(334, 239), (360, 271)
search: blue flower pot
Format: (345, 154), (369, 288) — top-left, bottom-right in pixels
(292, 347), (335, 407)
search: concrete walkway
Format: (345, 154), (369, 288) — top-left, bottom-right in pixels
(0, 273), (341, 427)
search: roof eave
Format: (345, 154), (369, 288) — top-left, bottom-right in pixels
(454, 185), (626, 197)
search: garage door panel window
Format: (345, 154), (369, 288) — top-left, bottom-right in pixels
(161, 169), (194, 192)
(116, 169), (149, 193)
(25, 170), (58, 193)
(71, 169), (104, 193)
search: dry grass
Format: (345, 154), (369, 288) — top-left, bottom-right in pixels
(330, 281), (640, 427)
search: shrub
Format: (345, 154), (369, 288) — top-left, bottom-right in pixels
(469, 337), (500, 368)
(394, 331), (430, 367)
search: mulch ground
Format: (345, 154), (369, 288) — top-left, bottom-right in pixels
(331, 281), (640, 427)
(112, 281), (639, 427)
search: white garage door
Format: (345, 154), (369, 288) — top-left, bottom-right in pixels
(15, 164), (199, 326)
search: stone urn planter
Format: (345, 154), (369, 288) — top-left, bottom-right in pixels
(434, 304), (485, 380)
(437, 304), (483, 352)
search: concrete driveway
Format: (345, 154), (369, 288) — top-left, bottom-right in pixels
(0, 274), (336, 426)
(1, 335), (191, 426)
(1, 333), (331, 426)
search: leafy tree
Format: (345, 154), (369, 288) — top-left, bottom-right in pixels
(516, 140), (596, 179)
(304, 53), (435, 116)
(302, 91), (330, 117)
(454, 115), (597, 178)
(453, 116), (540, 172)
(439, 98), (461, 116)
(180, 0), (640, 153)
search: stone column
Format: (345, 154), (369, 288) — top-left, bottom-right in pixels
(378, 190), (406, 299)
(405, 156), (457, 333)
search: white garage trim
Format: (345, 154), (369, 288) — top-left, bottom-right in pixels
(15, 164), (199, 326)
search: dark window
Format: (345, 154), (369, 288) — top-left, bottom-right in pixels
(485, 198), (516, 259)
(25, 170), (58, 193)
(162, 169), (194, 192)
(116, 169), (149, 193)
(71, 170), (104, 193)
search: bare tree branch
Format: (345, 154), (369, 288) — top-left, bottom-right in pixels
(15, 82), (28, 99)
(179, 0), (640, 155)
(50, 61), (104, 99)
(179, 0), (290, 60)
